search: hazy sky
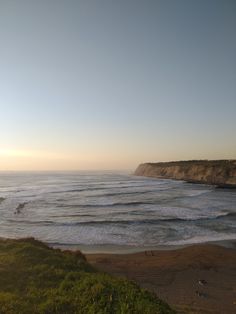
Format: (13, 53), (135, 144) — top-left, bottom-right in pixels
(0, 0), (235, 170)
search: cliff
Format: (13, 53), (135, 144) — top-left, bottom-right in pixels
(134, 160), (236, 187)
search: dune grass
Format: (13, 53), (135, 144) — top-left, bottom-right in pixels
(0, 238), (175, 314)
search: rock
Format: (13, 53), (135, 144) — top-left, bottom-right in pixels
(14, 202), (27, 214)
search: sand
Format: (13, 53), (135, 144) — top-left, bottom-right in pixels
(86, 244), (236, 313)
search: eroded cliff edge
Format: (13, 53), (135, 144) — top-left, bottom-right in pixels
(134, 160), (236, 187)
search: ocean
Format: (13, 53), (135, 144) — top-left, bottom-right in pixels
(0, 171), (236, 252)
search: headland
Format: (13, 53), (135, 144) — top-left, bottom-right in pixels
(135, 160), (236, 188)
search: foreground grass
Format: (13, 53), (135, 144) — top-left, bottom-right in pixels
(0, 238), (175, 314)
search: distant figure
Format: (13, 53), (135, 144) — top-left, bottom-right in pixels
(195, 290), (208, 298)
(198, 279), (207, 286)
(145, 251), (154, 257)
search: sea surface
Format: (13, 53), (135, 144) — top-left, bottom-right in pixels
(0, 171), (236, 252)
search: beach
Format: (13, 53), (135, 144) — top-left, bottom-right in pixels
(87, 243), (236, 314)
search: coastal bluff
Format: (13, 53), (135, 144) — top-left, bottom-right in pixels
(134, 160), (236, 187)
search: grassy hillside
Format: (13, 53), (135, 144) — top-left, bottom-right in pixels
(0, 238), (175, 314)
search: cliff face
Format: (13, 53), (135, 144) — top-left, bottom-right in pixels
(134, 160), (236, 187)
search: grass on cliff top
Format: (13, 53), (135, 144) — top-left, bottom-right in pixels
(0, 238), (175, 314)
(147, 159), (236, 167)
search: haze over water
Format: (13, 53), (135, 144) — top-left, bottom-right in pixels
(0, 172), (235, 252)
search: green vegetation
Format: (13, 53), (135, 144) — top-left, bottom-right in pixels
(0, 238), (175, 314)
(148, 159), (236, 168)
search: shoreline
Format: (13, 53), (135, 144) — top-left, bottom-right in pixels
(50, 238), (236, 254)
(2, 236), (236, 254)
(86, 243), (236, 313)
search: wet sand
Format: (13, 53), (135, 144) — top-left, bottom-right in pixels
(86, 244), (236, 313)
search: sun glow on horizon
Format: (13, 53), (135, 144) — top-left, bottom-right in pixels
(0, 148), (74, 171)
(0, 148), (36, 158)
(0, 147), (137, 171)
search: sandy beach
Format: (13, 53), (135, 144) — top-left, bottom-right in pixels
(87, 244), (236, 314)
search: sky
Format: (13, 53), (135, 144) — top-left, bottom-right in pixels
(0, 0), (235, 170)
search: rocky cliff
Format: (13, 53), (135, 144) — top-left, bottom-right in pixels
(134, 160), (236, 187)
